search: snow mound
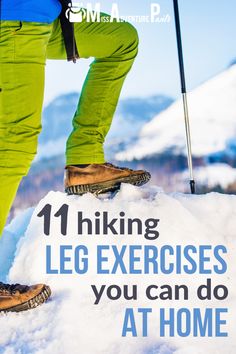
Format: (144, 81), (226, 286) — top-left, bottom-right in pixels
(0, 208), (34, 282)
(117, 65), (236, 161)
(0, 185), (236, 354)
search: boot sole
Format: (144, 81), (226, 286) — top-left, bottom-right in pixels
(65, 171), (151, 195)
(0, 285), (51, 313)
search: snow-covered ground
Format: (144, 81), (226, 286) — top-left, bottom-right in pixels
(0, 185), (236, 354)
(117, 65), (236, 161)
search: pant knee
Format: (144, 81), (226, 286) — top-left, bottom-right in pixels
(0, 125), (40, 173)
(126, 22), (139, 44)
(123, 22), (139, 55)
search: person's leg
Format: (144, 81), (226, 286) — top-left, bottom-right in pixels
(0, 21), (52, 235)
(47, 14), (150, 195)
(47, 14), (139, 165)
(0, 20), (52, 311)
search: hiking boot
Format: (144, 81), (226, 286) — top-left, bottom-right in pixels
(0, 281), (51, 313)
(65, 162), (151, 195)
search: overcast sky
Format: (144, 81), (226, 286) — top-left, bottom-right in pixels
(44, 0), (236, 104)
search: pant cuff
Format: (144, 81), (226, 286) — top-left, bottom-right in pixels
(66, 155), (106, 165)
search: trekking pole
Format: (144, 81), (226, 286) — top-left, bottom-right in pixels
(173, 0), (196, 194)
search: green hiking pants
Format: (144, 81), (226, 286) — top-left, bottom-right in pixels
(0, 15), (139, 235)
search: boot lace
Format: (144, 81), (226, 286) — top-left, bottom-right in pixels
(104, 162), (133, 172)
(0, 282), (30, 295)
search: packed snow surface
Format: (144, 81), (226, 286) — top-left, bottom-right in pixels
(0, 184), (235, 354)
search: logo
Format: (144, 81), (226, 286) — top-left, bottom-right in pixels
(65, 2), (87, 23)
(64, 2), (170, 24)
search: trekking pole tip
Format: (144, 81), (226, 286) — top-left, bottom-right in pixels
(190, 180), (196, 194)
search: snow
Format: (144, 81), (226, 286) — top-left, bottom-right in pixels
(0, 185), (236, 354)
(0, 208), (34, 282)
(182, 163), (236, 189)
(116, 65), (236, 161)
